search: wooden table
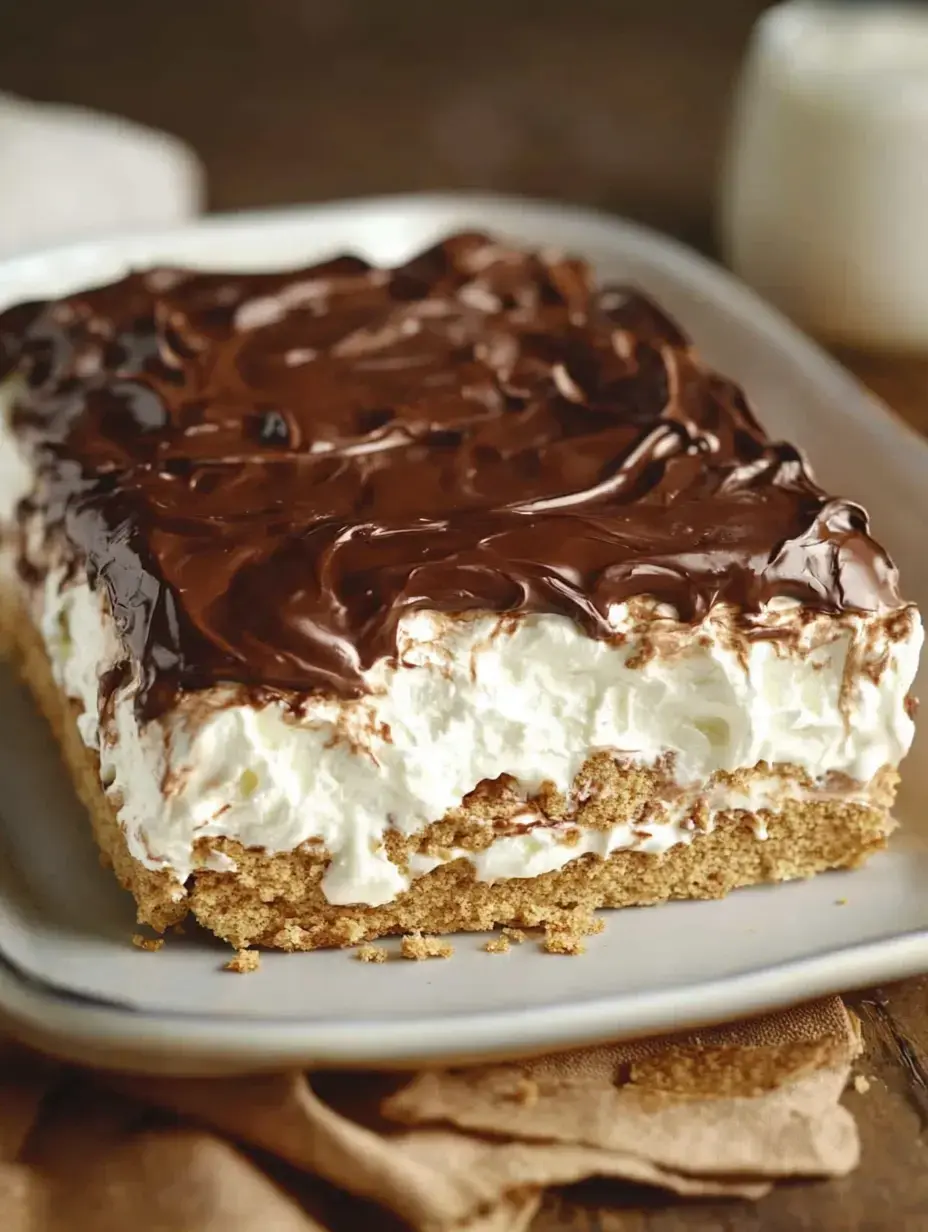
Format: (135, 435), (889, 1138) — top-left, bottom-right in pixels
(2, 1), (926, 1225)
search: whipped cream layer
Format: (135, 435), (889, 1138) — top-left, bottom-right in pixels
(32, 558), (921, 907)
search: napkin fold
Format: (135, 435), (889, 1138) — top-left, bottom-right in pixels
(0, 997), (862, 1232)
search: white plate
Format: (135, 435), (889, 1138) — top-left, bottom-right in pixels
(0, 194), (926, 1076)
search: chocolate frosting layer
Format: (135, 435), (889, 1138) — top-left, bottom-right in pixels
(0, 232), (902, 716)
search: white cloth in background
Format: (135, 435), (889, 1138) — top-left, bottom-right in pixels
(0, 91), (203, 258)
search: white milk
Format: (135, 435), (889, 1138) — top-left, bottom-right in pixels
(720, 2), (928, 350)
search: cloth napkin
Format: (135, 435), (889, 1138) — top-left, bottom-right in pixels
(0, 996), (862, 1231)
(0, 91), (202, 258)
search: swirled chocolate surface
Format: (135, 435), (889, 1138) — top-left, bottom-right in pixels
(0, 232), (902, 716)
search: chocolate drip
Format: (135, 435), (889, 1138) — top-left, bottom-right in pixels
(0, 232), (901, 716)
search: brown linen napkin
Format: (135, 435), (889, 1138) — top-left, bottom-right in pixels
(0, 996), (862, 1232)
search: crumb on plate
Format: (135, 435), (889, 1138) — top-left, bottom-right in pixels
(543, 930), (586, 956)
(401, 933), (454, 960)
(131, 934), (164, 952)
(356, 944), (388, 964)
(224, 948), (260, 974)
(484, 935), (511, 954)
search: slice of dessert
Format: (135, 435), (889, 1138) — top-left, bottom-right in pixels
(0, 232), (920, 950)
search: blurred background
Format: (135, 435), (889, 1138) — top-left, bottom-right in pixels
(1, 0), (778, 255)
(6, 0), (928, 365)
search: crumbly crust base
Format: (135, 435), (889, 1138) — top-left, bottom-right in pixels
(2, 589), (897, 950)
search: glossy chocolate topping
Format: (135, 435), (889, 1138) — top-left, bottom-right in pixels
(0, 232), (901, 716)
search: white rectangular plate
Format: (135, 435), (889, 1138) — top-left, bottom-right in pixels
(0, 195), (926, 1075)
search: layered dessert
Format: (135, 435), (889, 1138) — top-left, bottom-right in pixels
(0, 232), (920, 950)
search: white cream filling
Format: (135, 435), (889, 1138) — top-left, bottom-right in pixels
(0, 395), (921, 908)
(33, 565), (922, 907)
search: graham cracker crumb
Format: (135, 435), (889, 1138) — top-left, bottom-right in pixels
(131, 934), (164, 952)
(543, 930), (586, 956)
(854, 1074), (871, 1094)
(509, 1076), (539, 1106)
(502, 927), (526, 944)
(484, 935), (511, 954)
(224, 948), (260, 974)
(170, 922), (186, 935)
(356, 944), (388, 964)
(401, 933), (454, 960)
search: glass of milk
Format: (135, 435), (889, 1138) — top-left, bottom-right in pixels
(719, 2), (928, 351)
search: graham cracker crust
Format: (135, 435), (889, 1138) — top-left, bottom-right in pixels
(2, 588), (896, 951)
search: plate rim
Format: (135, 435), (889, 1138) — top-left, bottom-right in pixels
(1, 192), (927, 1073)
(0, 925), (926, 1075)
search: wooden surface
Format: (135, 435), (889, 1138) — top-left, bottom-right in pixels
(2, 1), (927, 1226)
